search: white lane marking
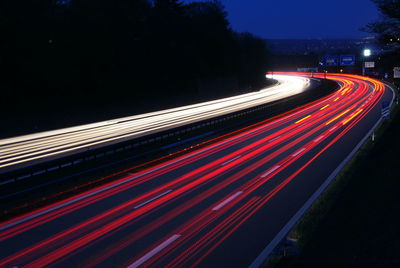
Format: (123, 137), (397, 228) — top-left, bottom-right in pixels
(61, 162), (72, 168)
(313, 135), (324, 143)
(296, 122), (307, 129)
(47, 166), (59, 172)
(212, 191), (243, 211)
(329, 126), (338, 132)
(268, 136), (281, 143)
(261, 165), (281, 178)
(221, 155), (242, 166)
(0, 179), (14, 186)
(291, 148), (306, 157)
(17, 174), (31, 180)
(127, 234), (181, 268)
(134, 190), (172, 209)
(33, 170), (45, 176)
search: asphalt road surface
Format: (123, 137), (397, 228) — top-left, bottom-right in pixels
(0, 73), (393, 267)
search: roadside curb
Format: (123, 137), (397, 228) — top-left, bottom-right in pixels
(249, 82), (396, 268)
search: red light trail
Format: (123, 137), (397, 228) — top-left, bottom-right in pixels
(0, 73), (389, 267)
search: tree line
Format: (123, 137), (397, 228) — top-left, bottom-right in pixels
(0, 0), (269, 109)
(365, 0), (400, 51)
(364, 0), (400, 80)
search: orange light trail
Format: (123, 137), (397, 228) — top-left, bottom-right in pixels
(295, 115), (311, 124)
(342, 109), (364, 125)
(325, 109), (351, 125)
(0, 72), (388, 268)
(320, 104), (329, 110)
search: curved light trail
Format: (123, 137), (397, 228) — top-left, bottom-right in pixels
(0, 73), (390, 267)
(0, 75), (310, 172)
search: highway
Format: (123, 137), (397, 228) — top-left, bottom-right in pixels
(0, 73), (392, 267)
(0, 75), (310, 174)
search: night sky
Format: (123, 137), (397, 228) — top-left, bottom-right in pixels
(185, 0), (380, 39)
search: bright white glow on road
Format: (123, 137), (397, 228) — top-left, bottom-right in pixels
(0, 75), (310, 171)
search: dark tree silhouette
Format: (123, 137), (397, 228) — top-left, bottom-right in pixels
(0, 0), (270, 114)
(364, 0), (400, 51)
(234, 32), (270, 88)
(184, 1), (234, 78)
(153, 0), (184, 11)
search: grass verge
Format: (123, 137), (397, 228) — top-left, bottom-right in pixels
(267, 92), (400, 267)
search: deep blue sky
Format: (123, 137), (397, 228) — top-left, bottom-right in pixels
(185, 0), (380, 39)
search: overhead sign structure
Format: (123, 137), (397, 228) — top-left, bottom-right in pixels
(365, 61), (375, 68)
(340, 55), (355, 66)
(323, 56), (339, 66)
(381, 101), (390, 119)
(394, 67), (400, 78)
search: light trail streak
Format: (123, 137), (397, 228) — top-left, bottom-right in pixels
(127, 234), (181, 268)
(0, 75), (310, 172)
(125, 74), (385, 267)
(0, 73), (388, 268)
(97, 78), (378, 266)
(325, 109), (351, 125)
(294, 115), (311, 124)
(320, 104), (330, 110)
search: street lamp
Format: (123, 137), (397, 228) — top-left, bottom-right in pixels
(363, 49), (371, 57)
(362, 49), (371, 76)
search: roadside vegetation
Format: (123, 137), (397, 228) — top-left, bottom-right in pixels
(266, 94), (400, 267)
(266, 1), (400, 265)
(364, 0), (400, 87)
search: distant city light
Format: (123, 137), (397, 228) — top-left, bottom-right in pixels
(363, 49), (371, 57)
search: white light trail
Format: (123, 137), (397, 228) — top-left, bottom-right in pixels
(0, 75), (310, 172)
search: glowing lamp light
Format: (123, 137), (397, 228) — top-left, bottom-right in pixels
(363, 49), (371, 57)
